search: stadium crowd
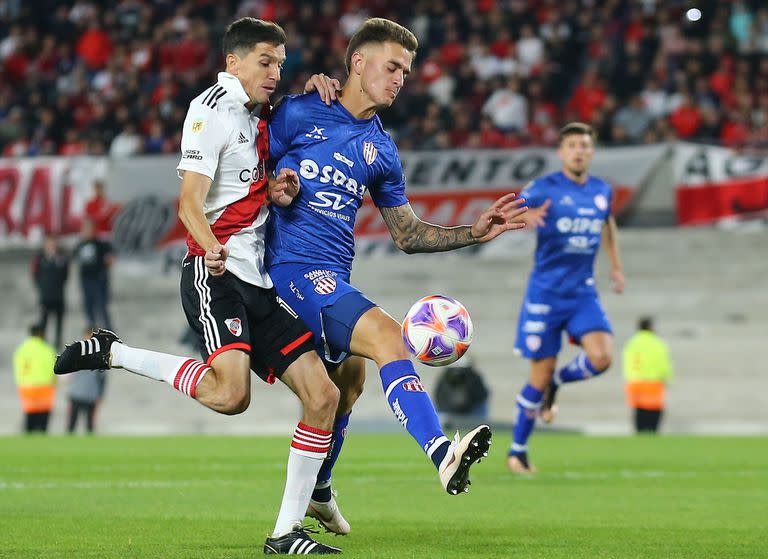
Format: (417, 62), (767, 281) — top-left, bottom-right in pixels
(1, 0), (767, 157)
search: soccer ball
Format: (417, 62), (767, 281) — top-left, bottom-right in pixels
(402, 295), (474, 366)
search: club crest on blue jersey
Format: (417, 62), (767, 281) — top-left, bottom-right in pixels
(362, 142), (378, 165)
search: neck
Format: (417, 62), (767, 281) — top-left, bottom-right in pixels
(339, 82), (377, 120)
(563, 167), (588, 184)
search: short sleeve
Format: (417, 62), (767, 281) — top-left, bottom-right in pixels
(370, 150), (409, 208)
(177, 105), (231, 180)
(269, 96), (299, 165)
(520, 179), (547, 208)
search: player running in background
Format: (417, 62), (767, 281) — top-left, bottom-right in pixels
(507, 122), (625, 474)
(55, 18), (346, 554)
(256, 18), (528, 531)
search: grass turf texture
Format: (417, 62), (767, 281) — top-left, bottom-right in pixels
(0, 435), (765, 558)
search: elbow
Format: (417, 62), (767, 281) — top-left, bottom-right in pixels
(396, 239), (415, 254)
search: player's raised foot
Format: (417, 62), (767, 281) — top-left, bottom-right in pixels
(306, 491), (351, 535)
(54, 328), (121, 374)
(439, 425), (492, 495)
(264, 524), (342, 555)
(506, 453), (537, 474)
(539, 383), (559, 424)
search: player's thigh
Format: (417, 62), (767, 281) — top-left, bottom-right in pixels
(514, 296), (567, 360)
(322, 291), (377, 359)
(579, 331), (614, 369)
(566, 295), (613, 349)
(349, 305), (409, 364)
(280, 350), (338, 409)
(180, 255), (252, 369)
(245, 286), (317, 385)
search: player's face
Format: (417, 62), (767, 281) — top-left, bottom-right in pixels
(228, 42), (286, 105)
(358, 41), (412, 108)
(558, 133), (595, 176)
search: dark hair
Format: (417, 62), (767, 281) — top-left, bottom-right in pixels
(345, 18), (418, 74)
(30, 324), (45, 338)
(222, 18), (286, 56)
(558, 122), (596, 144)
(638, 316), (654, 331)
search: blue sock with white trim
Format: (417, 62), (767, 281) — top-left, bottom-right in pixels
(510, 383), (543, 457)
(554, 352), (604, 385)
(380, 360), (449, 469)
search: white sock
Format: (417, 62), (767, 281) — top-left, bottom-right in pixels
(110, 342), (210, 398)
(272, 423), (332, 538)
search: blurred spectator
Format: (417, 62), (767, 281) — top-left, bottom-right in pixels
(13, 324), (57, 434)
(73, 218), (114, 330)
(67, 329), (108, 434)
(482, 77), (528, 132)
(622, 317), (673, 434)
(31, 233), (70, 350)
(84, 179), (118, 237)
(435, 362), (490, 427)
(612, 95), (653, 142)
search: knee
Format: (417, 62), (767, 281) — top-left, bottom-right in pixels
(588, 352), (612, 373)
(218, 386), (251, 415)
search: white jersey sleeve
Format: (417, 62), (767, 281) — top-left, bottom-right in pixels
(177, 104), (233, 180)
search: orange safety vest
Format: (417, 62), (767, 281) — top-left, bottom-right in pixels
(17, 385), (56, 413)
(625, 381), (665, 411)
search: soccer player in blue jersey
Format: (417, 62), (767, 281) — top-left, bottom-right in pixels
(259, 18), (528, 531)
(507, 122), (625, 474)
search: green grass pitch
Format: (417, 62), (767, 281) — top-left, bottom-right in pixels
(1, 434), (765, 558)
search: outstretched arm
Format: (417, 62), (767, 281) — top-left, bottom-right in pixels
(380, 193), (527, 254)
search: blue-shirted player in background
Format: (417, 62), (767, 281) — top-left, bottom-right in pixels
(507, 122), (625, 474)
(262, 18), (528, 531)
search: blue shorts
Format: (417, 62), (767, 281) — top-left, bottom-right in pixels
(514, 286), (612, 359)
(268, 262), (376, 365)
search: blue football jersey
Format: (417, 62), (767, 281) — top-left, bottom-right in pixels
(266, 93), (408, 272)
(522, 171), (613, 296)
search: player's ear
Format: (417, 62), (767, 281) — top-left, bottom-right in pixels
(225, 52), (240, 75)
(351, 51), (364, 76)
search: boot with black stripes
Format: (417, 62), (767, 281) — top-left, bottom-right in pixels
(54, 328), (121, 374)
(264, 525), (341, 555)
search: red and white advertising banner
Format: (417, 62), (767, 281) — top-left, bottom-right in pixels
(674, 144), (768, 225)
(0, 144), (671, 249)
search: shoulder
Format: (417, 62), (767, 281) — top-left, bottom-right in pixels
(273, 92), (319, 115)
(589, 175), (612, 191)
(189, 82), (230, 114)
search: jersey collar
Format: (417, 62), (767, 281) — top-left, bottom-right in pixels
(216, 72), (250, 107)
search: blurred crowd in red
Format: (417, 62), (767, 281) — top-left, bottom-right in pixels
(1, 0), (767, 157)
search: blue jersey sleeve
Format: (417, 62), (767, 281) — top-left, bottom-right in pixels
(269, 96), (298, 164)
(370, 151), (408, 208)
(520, 179), (548, 208)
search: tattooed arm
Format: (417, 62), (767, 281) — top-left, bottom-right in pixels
(380, 193), (528, 254)
(380, 204), (477, 254)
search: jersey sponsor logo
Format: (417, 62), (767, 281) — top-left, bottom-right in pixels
(289, 281), (305, 301)
(577, 207), (596, 215)
(523, 320), (547, 333)
(333, 152), (354, 167)
(594, 194), (608, 211)
(299, 159), (367, 198)
(362, 142), (378, 165)
(309, 192), (355, 212)
(191, 119), (204, 133)
(305, 125), (328, 140)
(555, 216), (604, 234)
(402, 379), (425, 392)
(565, 236), (600, 253)
(182, 149), (203, 160)
(238, 163), (267, 183)
(525, 335), (542, 352)
(559, 195), (574, 206)
(225, 318), (242, 337)
(237, 131), (249, 144)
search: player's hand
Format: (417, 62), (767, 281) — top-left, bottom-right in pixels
(269, 168), (300, 207)
(304, 73), (341, 106)
(470, 193), (528, 243)
(204, 244), (228, 276)
(521, 198), (551, 228)
(611, 268), (625, 294)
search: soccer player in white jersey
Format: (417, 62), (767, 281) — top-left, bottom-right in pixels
(507, 123), (625, 474)
(55, 18), (345, 555)
(259, 18), (528, 533)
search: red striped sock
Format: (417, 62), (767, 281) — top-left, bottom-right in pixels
(172, 359), (211, 398)
(291, 422), (332, 459)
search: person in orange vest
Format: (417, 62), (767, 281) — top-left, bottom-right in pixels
(13, 324), (57, 433)
(622, 317), (673, 433)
